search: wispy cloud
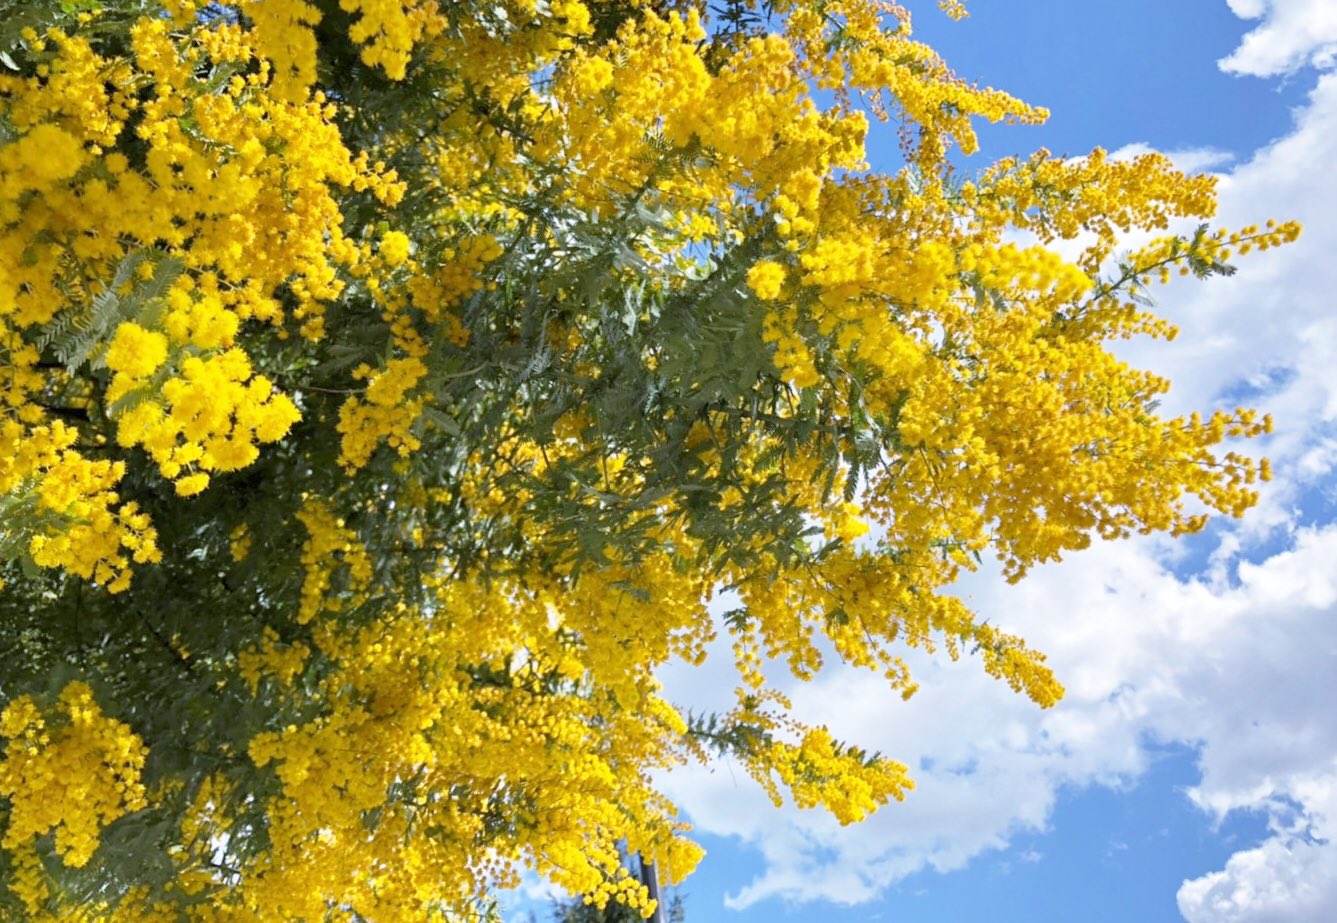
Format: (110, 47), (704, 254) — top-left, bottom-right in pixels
(1179, 774), (1337, 921)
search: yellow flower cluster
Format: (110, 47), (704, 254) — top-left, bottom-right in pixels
(970, 147), (1221, 270)
(755, 726), (912, 824)
(229, 522), (252, 561)
(1, 10), (403, 587)
(0, 683), (147, 872)
(3, 417), (160, 593)
(343, 0), (446, 79)
(104, 322), (168, 379)
(786, 0), (1043, 163)
(238, 576), (705, 919)
(0, 122), (86, 199)
(27, 453), (161, 591)
(295, 498), (373, 624)
(240, 0), (323, 102)
(109, 334), (301, 497)
(379, 229), (413, 267)
(336, 356), (428, 470)
(541, 7), (868, 228)
(762, 307), (821, 389)
(746, 260), (787, 301)
(407, 234), (503, 327)
(939, 0), (970, 20)
(238, 627), (311, 695)
(1, 29), (133, 154)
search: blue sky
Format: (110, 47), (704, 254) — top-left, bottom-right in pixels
(507, 2), (1337, 920)
(906, 0), (1309, 160)
(677, 745), (1275, 922)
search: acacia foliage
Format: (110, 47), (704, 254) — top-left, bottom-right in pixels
(0, 0), (1297, 918)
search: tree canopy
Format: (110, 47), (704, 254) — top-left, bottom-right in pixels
(0, 0), (1297, 919)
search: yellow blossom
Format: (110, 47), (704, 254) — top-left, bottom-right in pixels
(747, 260), (787, 300)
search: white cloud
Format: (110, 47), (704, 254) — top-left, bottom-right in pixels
(1178, 774), (1337, 922)
(1221, 0), (1337, 76)
(1108, 142), (1236, 174)
(658, 51), (1337, 923)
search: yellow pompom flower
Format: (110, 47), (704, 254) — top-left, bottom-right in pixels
(380, 230), (412, 266)
(747, 260), (787, 300)
(104, 323), (169, 379)
(174, 472), (210, 497)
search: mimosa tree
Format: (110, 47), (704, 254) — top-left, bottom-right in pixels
(0, 0), (1296, 918)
